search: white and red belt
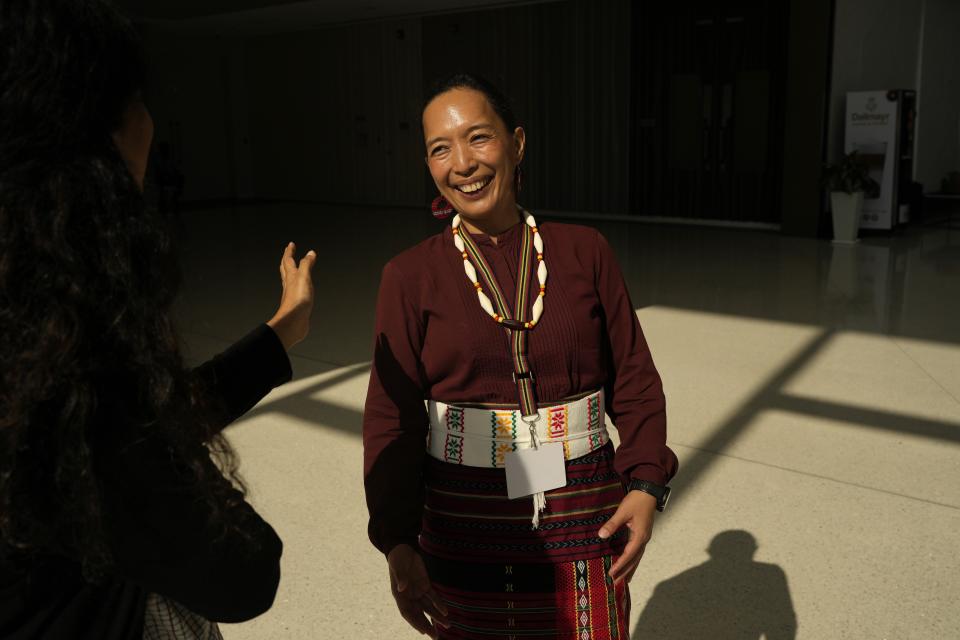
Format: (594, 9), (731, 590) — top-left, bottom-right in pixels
(426, 389), (609, 469)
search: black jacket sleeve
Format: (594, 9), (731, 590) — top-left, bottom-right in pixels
(190, 323), (293, 434)
(98, 324), (292, 623)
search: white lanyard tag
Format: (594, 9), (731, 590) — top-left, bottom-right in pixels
(504, 443), (567, 499)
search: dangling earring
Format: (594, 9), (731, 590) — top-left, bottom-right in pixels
(515, 166), (523, 194)
(431, 194), (455, 219)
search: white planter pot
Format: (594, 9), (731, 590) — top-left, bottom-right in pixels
(830, 191), (864, 244)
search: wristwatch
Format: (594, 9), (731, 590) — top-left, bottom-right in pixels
(626, 479), (671, 512)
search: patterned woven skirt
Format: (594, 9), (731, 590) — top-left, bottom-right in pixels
(420, 443), (631, 639)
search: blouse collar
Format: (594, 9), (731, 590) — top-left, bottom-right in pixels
(466, 219), (524, 249)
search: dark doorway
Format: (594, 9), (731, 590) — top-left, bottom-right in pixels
(631, 0), (789, 224)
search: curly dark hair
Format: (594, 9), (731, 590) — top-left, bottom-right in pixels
(0, 0), (244, 579)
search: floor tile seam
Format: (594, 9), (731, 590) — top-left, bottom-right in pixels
(668, 441), (960, 511)
(888, 337), (960, 408)
(179, 328), (350, 368)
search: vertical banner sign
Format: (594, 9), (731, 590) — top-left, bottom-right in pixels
(844, 90), (916, 230)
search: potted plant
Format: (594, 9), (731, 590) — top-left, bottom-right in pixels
(823, 151), (880, 243)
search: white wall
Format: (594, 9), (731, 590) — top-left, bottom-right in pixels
(828, 0), (960, 192)
(827, 0), (923, 164)
(914, 0), (960, 191)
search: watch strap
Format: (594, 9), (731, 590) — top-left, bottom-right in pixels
(626, 479), (671, 512)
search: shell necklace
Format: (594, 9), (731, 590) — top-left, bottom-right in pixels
(450, 207), (547, 331)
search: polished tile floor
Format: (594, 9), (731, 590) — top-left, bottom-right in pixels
(172, 203), (960, 639)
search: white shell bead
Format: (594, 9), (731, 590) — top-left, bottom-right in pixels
(537, 260), (548, 283)
(463, 261), (478, 283)
(532, 295), (544, 320)
(533, 233), (544, 254)
(477, 291), (496, 317)
(452, 214), (461, 227)
(454, 234), (465, 252)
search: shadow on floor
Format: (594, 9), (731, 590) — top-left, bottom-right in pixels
(233, 328), (960, 510)
(666, 328), (960, 511)
(632, 530), (797, 640)
(238, 362), (370, 437)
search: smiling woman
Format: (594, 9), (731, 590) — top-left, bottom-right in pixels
(423, 75), (525, 233)
(363, 73), (678, 639)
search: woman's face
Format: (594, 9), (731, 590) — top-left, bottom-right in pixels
(112, 97), (154, 191)
(423, 88), (525, 221)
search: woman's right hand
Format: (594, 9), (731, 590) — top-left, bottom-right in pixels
(387, 544), (450, 638)
(266, 242), (316, 351)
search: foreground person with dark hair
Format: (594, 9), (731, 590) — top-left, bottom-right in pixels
(0, 1), (315, 637)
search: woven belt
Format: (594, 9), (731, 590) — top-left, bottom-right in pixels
(426, 389), (609, 469)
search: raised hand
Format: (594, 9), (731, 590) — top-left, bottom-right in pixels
(266, 242), (316, 351)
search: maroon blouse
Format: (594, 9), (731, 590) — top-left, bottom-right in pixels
(363, 220), (678, 555)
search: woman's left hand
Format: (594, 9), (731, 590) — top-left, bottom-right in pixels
(598, 490), (658, 585)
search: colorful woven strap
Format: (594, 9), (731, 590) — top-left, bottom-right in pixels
(457, 222), (538, 418)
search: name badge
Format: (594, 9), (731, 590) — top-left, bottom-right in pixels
(504, 443), (567, 499)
